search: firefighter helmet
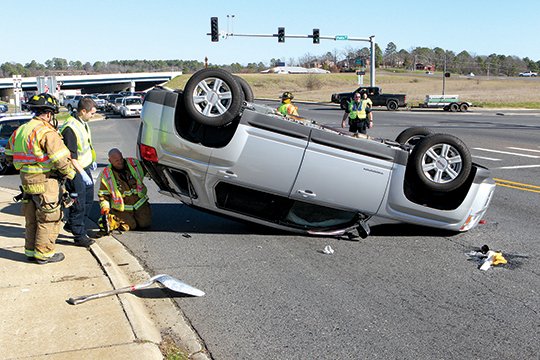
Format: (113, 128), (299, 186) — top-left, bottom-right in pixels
(25, 93), (60, 114)
(280, 91), (294, 100)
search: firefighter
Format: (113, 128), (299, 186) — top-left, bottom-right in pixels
(97, 148), (151, 231)
(5, 93), (77, 264)
(277, 91), (299, 116)
(60, 97), (97, 247)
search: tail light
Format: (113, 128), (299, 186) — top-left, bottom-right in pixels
(139, 144), (158, 163)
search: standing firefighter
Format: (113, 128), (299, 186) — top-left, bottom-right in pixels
(5, 93), (76, 264)
(97, 148), (151, 232)
(277, 91), (299, 116)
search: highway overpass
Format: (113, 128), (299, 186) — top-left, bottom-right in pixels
(0, 71), (182, 100)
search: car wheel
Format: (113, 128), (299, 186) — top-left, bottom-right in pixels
(340, 98), (349, 110)
(183, 68), (243, 127)
(0, 160), (8, 175)
(449, 103), (459, 112)
(409, 134), (472, 192)
(234, 75), (254, 102)
(395, 127), (434, 147)
(387, 100), (398, 111)
(459, 103), (469, 112)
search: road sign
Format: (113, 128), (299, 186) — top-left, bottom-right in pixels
(355, 58), (364, 66)
(356, 71), (365, 75)
(335, 35), (348, 40)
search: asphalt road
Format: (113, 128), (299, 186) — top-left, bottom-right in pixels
(1, 106), (539, 359)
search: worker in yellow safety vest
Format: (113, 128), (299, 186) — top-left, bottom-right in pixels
(5, 93), (76, 264)
(59, 97), (97, 247)
(341, 91), (373, 134)
(277, 91), (299, 116)
(97, 148), (151, 231)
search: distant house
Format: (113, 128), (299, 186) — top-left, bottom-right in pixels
(260, 66), (330, 74)
(416, 63), (436, 71)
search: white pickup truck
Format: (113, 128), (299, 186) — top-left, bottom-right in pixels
(63, 95), (83, 112)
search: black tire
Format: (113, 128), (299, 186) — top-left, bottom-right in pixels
(395, 127), (434, 147)
(387, 100), (398, 111)
(234, 75), (254, 102)
(409, 134), (472, 192)
(0, 160), (9, 175)
(459, 103), (469, 112)
(449, 103), (459, 112)
(340, 98), (349, 110)
(183, 68), (243, 127)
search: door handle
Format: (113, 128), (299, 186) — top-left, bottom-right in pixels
(218, 170), (238, 179)
(297, 190), (316, 198)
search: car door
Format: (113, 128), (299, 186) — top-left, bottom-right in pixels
(206, 110), (310, 197)
(290, 128), (396, 214)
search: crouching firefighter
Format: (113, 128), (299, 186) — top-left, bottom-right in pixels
(5, 93), (77, 264)
(97, 148), (151, 233)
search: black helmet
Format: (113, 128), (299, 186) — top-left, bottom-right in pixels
(25, 93), (59, 114)
(280, 91), (294, 100)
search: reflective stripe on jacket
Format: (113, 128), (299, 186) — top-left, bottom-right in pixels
(98, 158), (148, 212)
(277, 103), (299, 116)
(59, 116), (94, 168)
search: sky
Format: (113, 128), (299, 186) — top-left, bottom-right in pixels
(3, 0), (539, 67)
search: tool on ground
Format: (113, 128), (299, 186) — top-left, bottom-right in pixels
(67, 274), (205, 305)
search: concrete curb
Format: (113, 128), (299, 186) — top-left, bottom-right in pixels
(94, 232), (210, 359)
(0, 186), (209, 359)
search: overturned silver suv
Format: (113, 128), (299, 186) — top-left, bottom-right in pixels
(137, 68), (495, 238)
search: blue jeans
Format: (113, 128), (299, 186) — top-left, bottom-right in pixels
(65, 167), (94, 239)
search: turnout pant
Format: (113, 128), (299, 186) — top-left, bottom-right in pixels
(110, 202), (152, 231)
(22, 178), (63, 260)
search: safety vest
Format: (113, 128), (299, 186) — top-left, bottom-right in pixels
(278, 103), (299, 116)
(59, 116), (95, 168)
(348, 100), (369, 120)
(7, 118), (70, 174)
(99, 158), (148, 212)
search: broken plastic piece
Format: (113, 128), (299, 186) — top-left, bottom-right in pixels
(322, 245), (334, 255)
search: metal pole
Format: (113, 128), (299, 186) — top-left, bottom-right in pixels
(370, 36), (375, 87)
(442, 55), (446, 95)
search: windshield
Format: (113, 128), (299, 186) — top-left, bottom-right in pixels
(126, 98), (142, 105)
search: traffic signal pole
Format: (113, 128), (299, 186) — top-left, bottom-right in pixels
(208, 19), (377, 86)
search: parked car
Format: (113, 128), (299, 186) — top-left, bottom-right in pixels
(518, 71), (538, 77)
(105, 94), (124, 112)
(111, 97), (125, 114)
(90, 95), (107, 111)
(119, 96), (143, 117)
(137, 68), (495, 238)
(0, 114), (33, 174)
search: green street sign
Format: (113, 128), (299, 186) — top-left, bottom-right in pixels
(335, 35), (348, 40)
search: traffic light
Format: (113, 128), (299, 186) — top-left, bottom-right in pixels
(313, 28), (320, 44)
(444, 72), (451, 78)
(278, 27), (285, 43)
(211, 17), (219, 42)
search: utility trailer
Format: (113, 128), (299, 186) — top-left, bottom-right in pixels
(419, 95), (471, 112)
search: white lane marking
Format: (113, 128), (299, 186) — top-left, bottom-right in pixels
(473, 148), (540, 159)
(507, 147), (540, 153)
(493, 164), (540, 170)
(472, 155), (501, 161)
